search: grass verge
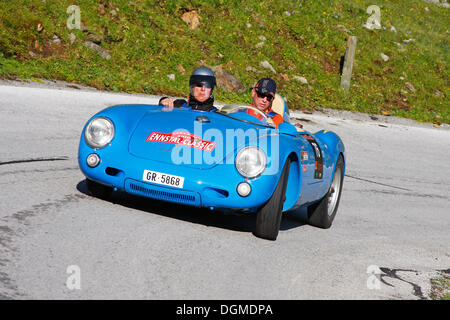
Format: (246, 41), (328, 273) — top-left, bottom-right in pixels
(0, 0), (448, 124)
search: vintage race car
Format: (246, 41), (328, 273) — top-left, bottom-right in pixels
(78, 94), (345, 240)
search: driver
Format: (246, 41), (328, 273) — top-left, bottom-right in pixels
(248, 78), (284, 128)
(159, 67), (217, 112)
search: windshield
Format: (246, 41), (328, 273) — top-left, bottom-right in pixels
(216, 104), (276, 128)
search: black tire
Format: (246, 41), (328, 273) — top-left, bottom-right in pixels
(307, 154), (344, 229)
(86, 178), (113, 200)
(255, 159), (291, 241)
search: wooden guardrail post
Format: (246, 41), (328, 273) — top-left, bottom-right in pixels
(340, 36), (358, 92)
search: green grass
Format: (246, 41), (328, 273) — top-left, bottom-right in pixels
(0, 0), (448, 124)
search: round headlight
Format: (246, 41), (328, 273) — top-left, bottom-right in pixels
(84, 117), (115, 149)
(235, 146), (267, 178)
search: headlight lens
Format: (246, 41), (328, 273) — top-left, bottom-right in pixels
(84, 117), (115, 149)
(235, 146), (267, 178)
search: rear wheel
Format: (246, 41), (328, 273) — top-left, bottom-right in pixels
(255, 159), (291, 241)
(307, 154), (344, 229)
(86, 178), (113, 200)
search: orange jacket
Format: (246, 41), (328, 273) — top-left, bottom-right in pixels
(247, 106), (284, 128)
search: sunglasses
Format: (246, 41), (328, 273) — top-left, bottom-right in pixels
(193, 82), (212, 89)
(256, 91), (274, 101)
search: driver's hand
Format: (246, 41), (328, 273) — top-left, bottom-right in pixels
(161, 98), (174, 111)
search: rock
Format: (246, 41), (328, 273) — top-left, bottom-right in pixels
(293, 76), (308, 84)
(68, 33), (76, 45)
(423, 0), (449, 6)
(209, 65), (246, 93)
(405, 82), (416, 93)
(181, 11), (200, 30)
(84, 41), (111, 59)
(167, 74), (175, 81)
(246, 66), (263, 74)
(51, 34), (61, 44)
(259, 60), (276, 74)
(86, 33), (102, 44)
(380, 53), (389, 61)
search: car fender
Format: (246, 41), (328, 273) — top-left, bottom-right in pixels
(314, 130), (346, 184)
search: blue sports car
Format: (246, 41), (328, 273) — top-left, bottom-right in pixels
(78, 94), (346, 240)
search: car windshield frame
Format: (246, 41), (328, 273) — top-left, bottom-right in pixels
(214, 105), (276, 129)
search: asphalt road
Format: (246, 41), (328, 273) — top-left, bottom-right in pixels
(0, 80), (449, 300)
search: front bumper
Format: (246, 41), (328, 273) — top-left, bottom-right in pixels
(78, 142), (279, 210)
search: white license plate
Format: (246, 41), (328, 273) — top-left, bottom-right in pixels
(142, 170), (185, 188)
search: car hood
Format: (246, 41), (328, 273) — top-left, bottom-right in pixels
(128, 109), (274, 169)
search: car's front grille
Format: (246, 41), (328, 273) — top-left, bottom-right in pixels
(125, 179), (201, 206)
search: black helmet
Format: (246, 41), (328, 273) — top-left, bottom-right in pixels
(189, 67), (216, 92)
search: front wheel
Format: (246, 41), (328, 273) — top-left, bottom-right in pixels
(255, 159), (291, 241)
(307, 154), (344, 229)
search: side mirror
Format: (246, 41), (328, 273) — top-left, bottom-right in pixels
(277, 122), (298, 136)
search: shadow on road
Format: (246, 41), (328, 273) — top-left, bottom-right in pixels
(76, 180), (307, 237)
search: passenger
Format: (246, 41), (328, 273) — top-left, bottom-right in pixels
(248, 78), (284, 128)
(159, 67), (217, 112)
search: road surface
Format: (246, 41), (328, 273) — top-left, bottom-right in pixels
(0, 80), (449, 299)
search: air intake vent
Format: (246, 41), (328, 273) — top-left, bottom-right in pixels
(125, 179), (201, 206)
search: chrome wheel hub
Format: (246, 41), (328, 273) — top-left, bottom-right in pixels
(327, 165), (342, 216)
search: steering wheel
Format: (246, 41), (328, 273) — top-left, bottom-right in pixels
(220, 104), (273, 125)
